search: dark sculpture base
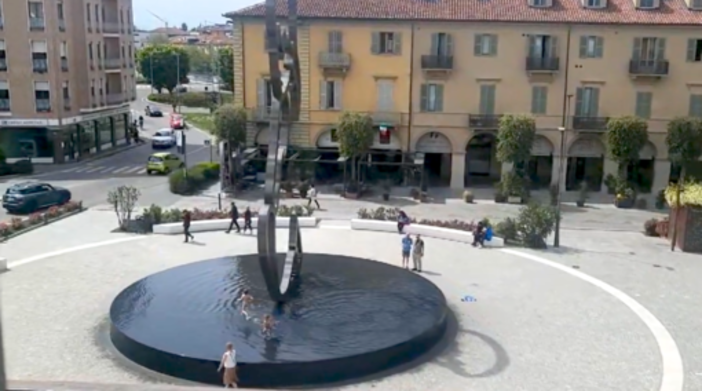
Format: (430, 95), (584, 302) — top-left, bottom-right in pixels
(109, 253), (449, 388)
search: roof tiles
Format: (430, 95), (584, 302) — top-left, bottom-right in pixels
(225, 0), (702, 26)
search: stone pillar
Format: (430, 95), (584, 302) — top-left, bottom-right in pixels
(601, 158), (618, 194)
(450, 152), (466, 189)
(51, 129), (65, 164)
(653, 160), (671, 192)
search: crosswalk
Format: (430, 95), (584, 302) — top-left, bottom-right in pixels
(59, 164), (148, 176)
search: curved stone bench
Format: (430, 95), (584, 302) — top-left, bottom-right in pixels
(350, 219), (505, 248)
(153, 217), (318, 235)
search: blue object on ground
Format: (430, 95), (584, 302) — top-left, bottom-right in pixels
(461, 295), (477, 302)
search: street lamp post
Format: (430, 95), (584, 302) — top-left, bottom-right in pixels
(553, 94), (573, 248)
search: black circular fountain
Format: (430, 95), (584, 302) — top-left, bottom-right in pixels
(109, 253), (448, 388)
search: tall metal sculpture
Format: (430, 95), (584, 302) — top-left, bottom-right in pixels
(257, 0), (304, 303)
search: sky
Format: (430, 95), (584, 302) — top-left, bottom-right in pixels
(133, 0), (261, 30)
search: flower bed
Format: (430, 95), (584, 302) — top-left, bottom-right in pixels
(0, 201), (83, 240)
(356, 207), (482, 232)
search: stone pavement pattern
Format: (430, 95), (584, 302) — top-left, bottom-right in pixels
(0, 212), (671, 391)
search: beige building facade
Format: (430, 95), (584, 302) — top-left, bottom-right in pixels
(0, 0), (137, 164)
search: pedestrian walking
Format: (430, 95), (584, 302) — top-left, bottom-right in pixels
(401, 233), (413, 269)
(307, 184), (321, 209)
(226, 202), (240, 234)
(243, 207), (253, 234)
(218, 342), (238, 388)
(183, 210), (194, 243)
(397, 210), (410, 234)
(412, 234), (424, 272)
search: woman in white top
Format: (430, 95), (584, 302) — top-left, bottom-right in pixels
(218, 342), (238, 388)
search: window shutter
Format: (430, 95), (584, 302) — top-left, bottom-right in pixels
(635, 92), (652, 118)
(690, 95), (702, 117)
(319, 80), (327, 109)
(590, 88), (600, 116)
(436, 84), (444, 112)
(445, 34), (454, 56)
(336, 31), (343, 52)
(393, 32), (402, 54)
(487, 86), (495, 115)
(490, 35), (498, 56)
(595, 37), (604, 58)
(528, 35), (538, 57)
(334, 81), (342, 109)
(579, 36), (588, 58)
(328, 31), (335, 52)
(480, 85), (495, 115)
(632, 38), (642, 59)
(430, 33), (438, 55)
(371, 32), (380, 54)
(257, 79), (266, 107)
(548, 36), (558, 57)
(420, 84), (428, 111)
(686, 39), (696, 62)
(531, 86), (547, 114)
(574, 88), (584, 116)
(474, 34), (483, 55)
(655, 38), (666, 59)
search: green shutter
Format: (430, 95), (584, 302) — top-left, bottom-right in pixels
(590, 88), (600, 116)
(445, 34), (454, 56)
(328, 31), (335, 52)
(319, 80), (327, 109)
(371, 32), (380, 54)
(480, 85), (495, 115)
(334, 80), (343, 110)
(687, 39), (697, 62)
(393, 32), (402, 55)
(579, 36), (588, 58)
(430, 33), (438, 55)
(689, 95), (702, 117)
(574, 88), (584, 116)
(594, 37), (604, 58)
(531, 86), (547, 114)
(420, 84), (428, 112)
(490, 35), (498, 56)
(436, 84), (444, 112)
(635, 92), (652, 119)
(632, 38), (642, 59)
(474, 34), (483, 56)
(655, 38), (666, 59)
(548, 36), (558, 58)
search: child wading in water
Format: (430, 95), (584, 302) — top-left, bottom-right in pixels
(261, 314), (276, 338)
(236, 290), (254, 320)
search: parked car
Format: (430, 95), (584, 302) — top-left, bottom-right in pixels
(146, 152), (184, 175)
(152, 128), (176, 149)
(170, 114), (185, 130)
(146, 106), (163, 117)
(2, 182), (71, 214)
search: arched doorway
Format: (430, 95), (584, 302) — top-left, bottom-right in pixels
(627, 142), (656, 193)
(465, 132), (499, 186)
(415, 131), (452, 187)
(366, 129), (403, 183)
(566, 136), (604, 191)
(528, 136), (554, 189)
(315, 128), (343, 182)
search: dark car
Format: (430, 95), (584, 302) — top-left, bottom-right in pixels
(2, 182), (72, 214)
(146, 106), (163, 117)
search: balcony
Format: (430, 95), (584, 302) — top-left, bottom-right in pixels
(32, 58), (48, 73)
(572, 116), (609, 131)
(104, 58), (122, 70)
(0, 59), (6, 71)
(58, 19), (66, 31)
(421, 55), (454, 71)
(61, 57), (68, 71)
(525, 56), (560, 73)
(29, 17), (45, 31)
(0, 99), (9, 112)
(468, 114), (502, 129)
(106, 93), (123, 105)
(35, 99), (51, 112)
(371, 111), (401, 126)
(103, 22), (120, 34)
(318, 52), (351, 73)
(629, 60), (669, 77)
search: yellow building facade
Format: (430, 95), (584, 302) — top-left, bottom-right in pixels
(228, 4), (702, 192)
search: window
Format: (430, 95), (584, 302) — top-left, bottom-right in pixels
(34, 81), (51, 112)
(431, 33), (453, 56)
(531, 0), (548, 6)
(528, 35), (558, 58)
(371, 32), (401, 55)
(0, 40), (6, 71)
(101, 6), (105, 22)
(28, 1), (45, 30)
(57, 1), (65, 28)
(575, 87), (600, 117)
(0, 81), (9, 112)
(88, 42), (93, 61)
(128, 45), (133, 61)
(319, 80), (342, 110)
(633, 37), (666, 60)
(62, 81), (70, 105)
(31, 41), (48, 73)
(60, 41), (68, 70)
(328, 31), (343, 53)
(378, 125), (391, 145)
(586, 0), (603, 6)
(474, 34), (498, 56)
(689, 95), (702, 117)
(479, 85), (496, 115)
(127, 10), (132, 31)
(635, 92), (652, 119)
(97, 42), (102, 61)
(639, 0), (656, 7)
(376, 79), (395, 112)
(420, 84), (444, 112)
(686, 39), (702, 62)
(579, 36), (604, 58)
(531, 86), (548, 114)
(86, 3), (91, 23)
(91, 79), (95, 97)
(256, 79), (273, 107)
(95, 5), (100, 26)
(120, 9), (124, 25)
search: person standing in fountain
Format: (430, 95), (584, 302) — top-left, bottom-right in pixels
(243, 207), (253, 234)
(261, 314), (276, 338)
(225, 202), (240, 234)
(183, 210), (194, 243)
(412, 234), (424, 273)
(236, 290), (254, 320)
(401, 233), (413, 269)
(218, 342), (238, 388)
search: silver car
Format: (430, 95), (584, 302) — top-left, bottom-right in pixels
(151, 129), (176, 149)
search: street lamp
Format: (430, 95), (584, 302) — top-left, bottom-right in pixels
(554, 126), (567, 248)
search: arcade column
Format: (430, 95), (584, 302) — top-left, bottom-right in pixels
(652, 159), (671, 192)
(450, 152), (465, 189)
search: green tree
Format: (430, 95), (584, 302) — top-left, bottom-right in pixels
(181, 22), (188, 31)
(137, 45), (190, 93)
(146, 34), (169, 45)
(496, 114), (536, 197)
(185, 46), (214, 75)
(605, 115), (649, 180)
(217, 47), (234, 91)
(212, 105), (247, 148)
(666, 117), (702, 181)
(336, 112), (374, 183)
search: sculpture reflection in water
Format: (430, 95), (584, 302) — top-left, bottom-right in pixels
(256, 0), (304, 303)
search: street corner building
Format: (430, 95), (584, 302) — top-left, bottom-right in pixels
(224, 0), (702, 195)
(0, 0), (138, 164)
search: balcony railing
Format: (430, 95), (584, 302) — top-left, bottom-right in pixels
(468, 114), (502, 129)
(318, 52), (351, 69)
(106, 93), (123, 105)
(103, 22), (120, 34)
(0, 99), (9, 112)
(58, 19), (66, 31)
(61, 57), (68, 71)
(525, 56), (560, 72)
(572, 116), (609, 131)
(421, 55), (454, 70)
(29, 17), (45, 31)
(0, 59), (6, 71)
(36, 98), (51, 112)
(32, 58), (48, 73)
(371, 111), (401, 125)
(104, 58), (122, 69)
(629, 59), (669, 76)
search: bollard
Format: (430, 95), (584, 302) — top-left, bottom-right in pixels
(218, 193), (222, 211)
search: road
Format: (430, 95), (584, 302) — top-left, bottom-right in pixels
(0, 87), (217, 221)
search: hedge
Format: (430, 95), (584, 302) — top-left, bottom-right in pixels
(0, 159), (34, 177)
(665, 181), (702, 207)
(169, 162), (220, 195)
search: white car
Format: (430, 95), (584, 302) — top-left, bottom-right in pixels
(152, 129), (176, 149)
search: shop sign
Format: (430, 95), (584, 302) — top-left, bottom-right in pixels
(0, 119), (49, 127)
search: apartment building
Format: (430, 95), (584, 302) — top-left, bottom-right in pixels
(226, 0), (702, 192)
(0, 0), (137, 164)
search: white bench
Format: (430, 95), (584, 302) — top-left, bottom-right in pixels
(0, 257), (7, 272)
(153, 217), (318, 234)
(350, 219), (505, 248)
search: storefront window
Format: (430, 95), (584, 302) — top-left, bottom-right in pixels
(0, 128), (54, 158)
(81, 121), (96, 153)
(98, 117), (113, 146)
(114, 114), (126, 141)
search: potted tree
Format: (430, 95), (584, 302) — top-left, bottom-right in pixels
(336, 112), (374, 199)
(576, 181), (588, 207)
(605, 115), (649, 206)
(496, 114), (536, 205)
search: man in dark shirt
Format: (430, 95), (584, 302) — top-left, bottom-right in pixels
(226, 202), (240, 234)
(243, 207), (253, 234)
(183, 210), (194, 243)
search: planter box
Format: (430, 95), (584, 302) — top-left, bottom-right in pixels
(656, 220), (669, 238)
(153, 216), (319, 234)
(615, 198), (635, 209)
(507, 196), (522, 204)
(345, 192), (359, 199)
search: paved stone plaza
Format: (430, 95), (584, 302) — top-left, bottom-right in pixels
(1, 210), (699, 391)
